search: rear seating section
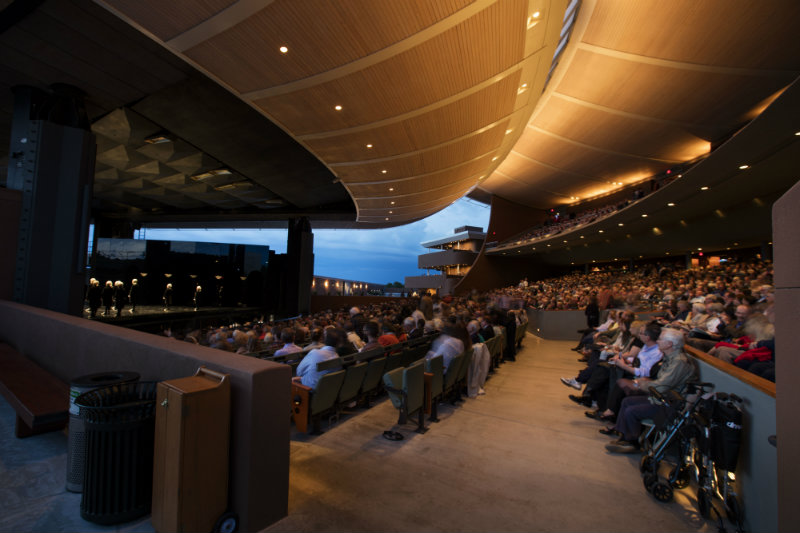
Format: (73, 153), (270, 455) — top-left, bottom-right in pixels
(288, 325), (529, 435)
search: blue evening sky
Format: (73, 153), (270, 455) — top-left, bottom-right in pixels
(143, 197), (491, 285)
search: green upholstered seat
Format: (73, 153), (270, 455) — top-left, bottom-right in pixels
(383, 351), (404, 374)
(359, 356), (387, 407)
(383, 361), (427, 433)
(336, 361), (368, 409)
(424, 355), (444, 422)
(307, 369), (345, 433)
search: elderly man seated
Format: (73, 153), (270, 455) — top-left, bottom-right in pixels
(293, 327), (344, 389)
(601, 327), (698, 453)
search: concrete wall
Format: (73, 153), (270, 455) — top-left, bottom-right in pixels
(0, 300), (290, 532)
(772, 178), (799, 533)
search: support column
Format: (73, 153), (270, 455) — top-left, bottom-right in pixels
(284, 217), (314, 316)
(5, 85), (95, 316)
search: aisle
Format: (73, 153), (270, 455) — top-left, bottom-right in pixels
(268, 334), (715, 532)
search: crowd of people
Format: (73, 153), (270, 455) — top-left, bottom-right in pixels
(161, 292), (528, 391)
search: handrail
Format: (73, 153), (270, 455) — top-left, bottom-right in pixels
(684, 345), (775, 398)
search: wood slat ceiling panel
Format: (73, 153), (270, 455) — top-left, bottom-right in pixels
(498, 151), (592, 184)
(556, 50), (795, 136)
(303, 73), (520, 162)
(253, 0), (528, 135)
(536, 96), (710, 162)
(332, 122), (507, 182)
(583, 0), (800, 70)
(513, 129), (665, 182)
(356, 181), (474, 209)
(359, 190), (463, 216)
(480, 178), (565, 208)
(103, 0), (237, 41)
(184, 0), (473, 92)
(346, 155), (494, 197)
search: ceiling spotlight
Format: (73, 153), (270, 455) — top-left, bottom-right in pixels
(279, 46), (288, 53)
(738, 164), (750, 170)
(389, 211), (393, 214)
(701, 186), (709, 190)
(618, 223), (624, 226)
(390, 201), (395, 205)
(381, 170), (387, 174)
(667, 202), (675, 207)
(388, 187), (394, 192)
(366, 144), (373, 149)
(334, 105), (342, 111)
(505, 129), (513, 135)
(598, 230), (604, 233)
(641, 214), (648, 217)
(492, 156), (498, 161)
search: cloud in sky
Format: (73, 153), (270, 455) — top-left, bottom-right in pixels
(144, 197), (490, 284)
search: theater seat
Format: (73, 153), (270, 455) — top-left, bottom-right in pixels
(336, 361), (368, 413)
(424, 355), (444, 422)
(291, 369), (346, 434)
(359, 356), (387, 407)
(383, 362), (426, 433)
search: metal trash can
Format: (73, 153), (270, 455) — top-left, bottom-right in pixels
(67, 371), (140, 492)
(75, 381), (157, 525)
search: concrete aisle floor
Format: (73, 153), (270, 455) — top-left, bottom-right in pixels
(0, 334), (725, 532)
(268, 334), (719, 533)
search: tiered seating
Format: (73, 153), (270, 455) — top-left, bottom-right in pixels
(289, 336), (436, 434)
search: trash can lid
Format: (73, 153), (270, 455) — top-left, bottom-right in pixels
(70, 371), (140, 388)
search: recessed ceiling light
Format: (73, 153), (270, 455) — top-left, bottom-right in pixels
(334, 105), (342, 111)
(366, 144), (373, 149)
(598, 230), (604, 233)
(381, 170), (387, 174)
(697, 247), (703, 251)
(389, 211), (393, 214)
(390, 201), (395, 205)
(279, 46), (288, 54)
(701, 186), (709, 190)
(492, 156), (498, 161)
(385, 217), (389, 221)
(580, 236), (584, 239)
(505, 129), (513, 135)
(739, 164), (749, 170)
(563, 240), (567, 243)
(667, 202), (675, 207)
(388, 187), (394, 192)
(532, 11), (541, 18)
(641, 214), (648, 217)
(618, 223), (624, 226)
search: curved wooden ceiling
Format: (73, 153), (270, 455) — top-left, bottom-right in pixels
(487, 0), (800, 208)
(97, 0), (569, 225)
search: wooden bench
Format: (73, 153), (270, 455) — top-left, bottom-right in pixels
(0, 342), (69, 438)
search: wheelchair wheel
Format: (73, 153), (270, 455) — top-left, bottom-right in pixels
(652, 481), (674, 502)
(725, 494), (742, 526)
(640, 455), (657, 474)
(697, 487), (712, 519)
(669, 465), (691, 489)
(643, 472), (658, 492)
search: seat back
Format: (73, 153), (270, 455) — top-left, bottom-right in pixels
(456, 347), (474, 383)
(337, 361), (368, 405)
(402, 344), (428, 367)
(310, 370), (346, 416)
(403, 362), (425, 415)
(360, 356), (387, 395)
(443, 352), (464, 392)
(424, 355), (444, 398)
(384, 351), (404, 374)
(383, 367), (405, 409)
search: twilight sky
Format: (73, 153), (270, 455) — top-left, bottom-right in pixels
(143, 197), (491, 285)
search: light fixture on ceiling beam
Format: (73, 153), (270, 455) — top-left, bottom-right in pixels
(191, 169), (232, 181)
(144, 132), (172, 145)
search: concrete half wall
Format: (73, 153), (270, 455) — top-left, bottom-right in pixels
(0, 300), (290, 532)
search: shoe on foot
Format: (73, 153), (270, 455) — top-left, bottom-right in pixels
(478, 387), (486, 395)
(560, 377), (582, 390)
(599, 427), (619, 437)
(569, 394), (592, 407)
(605, 439), (638, 454)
